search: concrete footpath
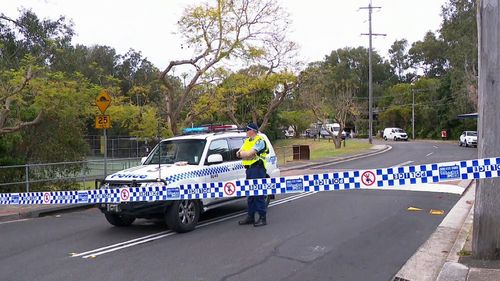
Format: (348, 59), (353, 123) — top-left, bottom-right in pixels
(0, 144), (390, 223)
(393, 180), (500, 281)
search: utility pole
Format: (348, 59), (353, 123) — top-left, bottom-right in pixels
(360, 1), (386, 144)
(473, 0), (500, 259)
(412, 89), (415, 140)
(411, 88), (426, 141)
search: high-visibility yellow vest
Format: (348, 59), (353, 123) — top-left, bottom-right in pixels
(241, 135), (268, 168)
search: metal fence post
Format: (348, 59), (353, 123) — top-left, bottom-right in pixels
(25, 164), (29, 193)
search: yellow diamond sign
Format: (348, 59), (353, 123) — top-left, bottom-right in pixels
(96, 90), (111, 114)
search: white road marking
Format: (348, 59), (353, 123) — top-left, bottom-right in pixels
(73, 192), (318, 259)
(0, 218), (30, 225)
(71, 231), (171, 257)
(426, 152), (433, 157)
(391, 160), (414, 168)
(433, 145), (438, 149)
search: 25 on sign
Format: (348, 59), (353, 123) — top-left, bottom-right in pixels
(95, 115), (111, 129)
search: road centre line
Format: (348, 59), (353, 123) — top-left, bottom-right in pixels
(73, 192), (317, 259)
(71, 230), (171, 257)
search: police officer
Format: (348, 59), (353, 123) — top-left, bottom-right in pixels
(236, 122), (269, 227)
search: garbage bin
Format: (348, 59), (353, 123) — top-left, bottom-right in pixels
(292, 145), (310, 160)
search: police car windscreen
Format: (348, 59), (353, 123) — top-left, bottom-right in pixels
(145, 139), (207, 165)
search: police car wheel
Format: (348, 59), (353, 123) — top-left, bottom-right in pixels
(104, 213), (136, 227)
(166, 200), (200, 233)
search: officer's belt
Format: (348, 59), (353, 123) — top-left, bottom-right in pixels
(244, 160), (264, 169)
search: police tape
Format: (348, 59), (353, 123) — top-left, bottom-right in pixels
(1, 157), (499, 205)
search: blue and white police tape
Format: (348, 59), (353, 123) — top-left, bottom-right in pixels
(1, 157), (499, 205)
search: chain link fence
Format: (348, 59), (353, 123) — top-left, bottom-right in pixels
(85, 135), (156, 158)
(0, 158), (142, 193)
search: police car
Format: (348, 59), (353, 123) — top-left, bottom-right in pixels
(98, 125), (280, 233)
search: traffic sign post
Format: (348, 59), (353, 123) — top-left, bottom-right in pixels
(95, 91), (112, 178)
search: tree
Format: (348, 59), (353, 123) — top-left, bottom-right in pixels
(278, 110), (315, 137)
(440, 0), (478, 113)
(408, 31), (449, 78)
(193, 65), (296, 132)
(159, 0), (296, 134)
(297, 62), (359, 148)
(388, 39), (410, 82)
(0, 56), (44, 135)
(0, 10), (74, 69)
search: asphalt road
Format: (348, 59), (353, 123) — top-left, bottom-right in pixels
(0, 140), (478, 281)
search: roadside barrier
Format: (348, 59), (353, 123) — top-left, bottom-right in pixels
(0, 157), (498, 205)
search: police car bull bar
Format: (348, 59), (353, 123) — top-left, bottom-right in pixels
(1, 157), (499, 205)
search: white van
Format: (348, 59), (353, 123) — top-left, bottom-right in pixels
(320, 123), (345, 138)
(383, 127), (408, 141)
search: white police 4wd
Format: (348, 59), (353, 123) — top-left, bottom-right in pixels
(98, 126), (280, 233)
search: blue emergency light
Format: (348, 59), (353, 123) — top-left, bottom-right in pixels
(182, 127), (208, 134)
(182, 125), (238, 134)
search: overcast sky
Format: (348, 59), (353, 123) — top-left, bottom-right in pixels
(3, 0), (447, 70)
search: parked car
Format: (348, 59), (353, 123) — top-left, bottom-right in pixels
(98, 125), (280, 233)
(383, 127), (408, 141)
(459, 131), (477, 147)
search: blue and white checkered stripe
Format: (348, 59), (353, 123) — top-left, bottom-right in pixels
(87, 189), (120, 203)
(165, 165), (236, 185)
(0, 193), (13, 205)
(460, 158), (500, 180)
(47, 191), (79, 204)
(2, 157), (499, 205)
(179, 182), (225, 199)
(128, 186), (170, 202)
(19, 192), (44, 204)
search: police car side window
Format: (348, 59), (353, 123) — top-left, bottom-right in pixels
(207, 139), (230, 162)
(228, 137), (245, 161)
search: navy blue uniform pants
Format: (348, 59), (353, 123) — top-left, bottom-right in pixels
(245, 165), (267, 219)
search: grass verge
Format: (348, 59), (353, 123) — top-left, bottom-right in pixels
(272, 138), (372, 165)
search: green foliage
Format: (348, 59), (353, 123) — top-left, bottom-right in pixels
(278, 111), (315, 137)
(108, 105), (170, 139)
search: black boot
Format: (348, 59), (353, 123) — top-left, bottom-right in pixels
(253, 215), (267, 227)
(238, 216), (254, 225)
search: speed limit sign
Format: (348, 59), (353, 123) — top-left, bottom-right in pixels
(95, 115), (111, 129)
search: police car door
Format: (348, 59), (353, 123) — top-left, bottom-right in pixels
(227, 137), (246, 180)
(204, 138), (234, 203)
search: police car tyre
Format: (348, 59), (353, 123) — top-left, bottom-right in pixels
(165, 200), (200, 233)
(104, 213), (136, 227)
